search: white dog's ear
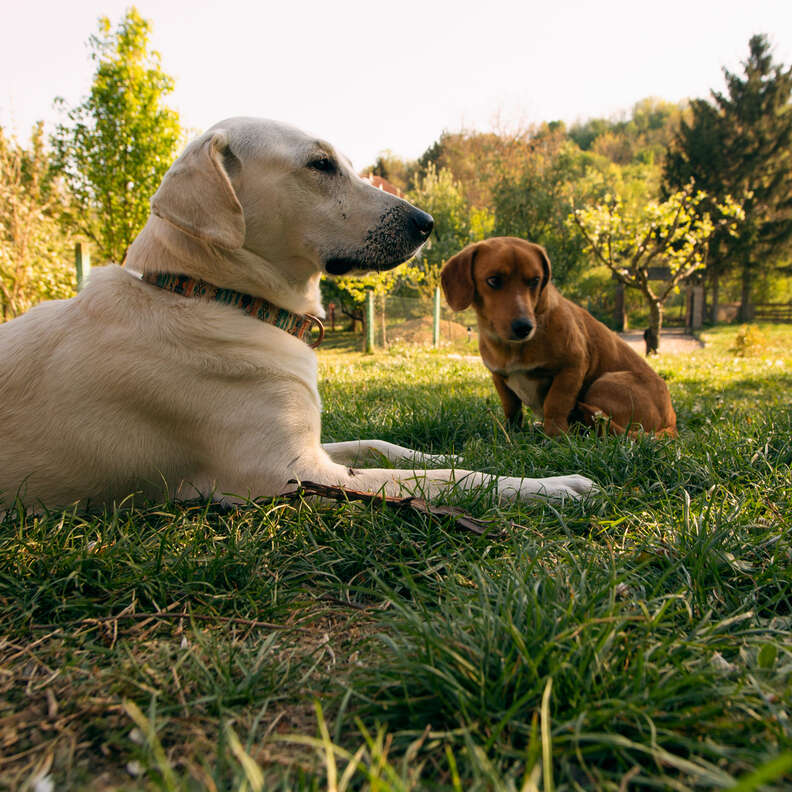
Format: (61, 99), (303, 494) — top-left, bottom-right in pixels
(151, 130), (245, 250)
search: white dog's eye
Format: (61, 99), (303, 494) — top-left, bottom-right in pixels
(307, 155), (336, 173)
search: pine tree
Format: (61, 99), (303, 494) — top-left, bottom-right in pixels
(664, 34), (792, 321)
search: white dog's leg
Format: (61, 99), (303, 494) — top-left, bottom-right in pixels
(321, 440), (458, 468)
(296, 453), (595, 504)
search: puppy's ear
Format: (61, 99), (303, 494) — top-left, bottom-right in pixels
(536, 244), (552, 291)
(441, 244), (477, 311)
(151, 130), (245, 250)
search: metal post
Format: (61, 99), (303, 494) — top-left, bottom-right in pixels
(365, 290), (375, 353)
(75, 243), (91, 291)
(433, 286), (441, 348)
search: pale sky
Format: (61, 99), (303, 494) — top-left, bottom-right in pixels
(2, 0), (791, 169)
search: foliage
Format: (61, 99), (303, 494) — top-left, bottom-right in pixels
(491, 132), (601, 286)
(334, 269), (400, 304)
(365, 149), (416, 194)
(0, 124), (75, 319)
(2, 325), (792, 789)
(572, 184), (743, 340)
(730, 323), (768, 357)
(415, 127), (536, 208)
(569, 97), (688, 165)
(406, 164), (488, 299)
(664, 34), (792, 319)
(51, 7), (182, 264)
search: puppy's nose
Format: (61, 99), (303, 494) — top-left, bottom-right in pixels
(409, 209), (434, 240)
(511, 317), (534, 340)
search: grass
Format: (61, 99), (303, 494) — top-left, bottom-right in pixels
(1, 323), (791, 790)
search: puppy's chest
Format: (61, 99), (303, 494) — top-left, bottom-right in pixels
(482, 354), (554, 416)
(504, 370), (552, 416)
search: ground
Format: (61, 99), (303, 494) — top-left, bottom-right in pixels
(619, 327), (705, 356)
(1, 323), (791, 791)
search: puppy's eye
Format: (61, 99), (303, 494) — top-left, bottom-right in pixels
(486, 275), (503, 290)
(528, 276), (541, 288)
(307, 155), (336, 173)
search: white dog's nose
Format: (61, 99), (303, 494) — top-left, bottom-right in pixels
(410, 209), (434, 240)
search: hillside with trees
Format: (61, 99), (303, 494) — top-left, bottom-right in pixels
(1, 18), (789, 337)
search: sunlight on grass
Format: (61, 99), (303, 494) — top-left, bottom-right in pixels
(1, 324), (790, 790)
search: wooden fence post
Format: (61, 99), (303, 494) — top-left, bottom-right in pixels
(433, 286), (441, 348)
(365, 290), (375, 353)
(75, 243), (91, 291)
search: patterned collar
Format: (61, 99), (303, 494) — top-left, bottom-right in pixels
(141, 272), (325, 348)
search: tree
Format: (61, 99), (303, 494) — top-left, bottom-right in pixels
(366, 150), (416, 194)
(52, 7), (182, 264)
(569, 98), (686, 166)
(572, 185), (742, 348)
(492, 132), (595, 287)
(407, 165), (490, 300)
(664, 34), (792, 321)
(0, 125), (75, 319)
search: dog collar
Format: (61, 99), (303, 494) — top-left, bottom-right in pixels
(141, 272), (325, 348)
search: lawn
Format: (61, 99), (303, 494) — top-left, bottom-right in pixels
(1, 324), (791, 791)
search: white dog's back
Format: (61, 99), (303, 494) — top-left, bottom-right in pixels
(0, 265), (322, 507)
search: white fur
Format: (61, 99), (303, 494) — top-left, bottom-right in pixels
(0, 117), (595, 510)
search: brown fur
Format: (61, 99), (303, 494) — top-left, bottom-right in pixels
(441, 237), (677, 437)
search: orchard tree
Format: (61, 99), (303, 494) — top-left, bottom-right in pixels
(333, 269), (401, 342)
(0, 124), (75, 319)
(664, 34), (792, 321)
(52, 7), (182, 264)
(572, 185), (742, 348)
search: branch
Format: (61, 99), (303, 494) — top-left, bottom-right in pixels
(289, 480), (509, 538)
(572, 212), (618, 271)
(629, 224), (657, 269)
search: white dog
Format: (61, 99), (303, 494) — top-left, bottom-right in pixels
(0, 118), (595, 510)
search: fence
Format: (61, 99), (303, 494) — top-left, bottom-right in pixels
(353, 285), (696, 352)
(754, 303), (792, 322)
(355, 289), (479, 352)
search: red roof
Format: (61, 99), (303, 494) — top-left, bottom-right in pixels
(359, 173), (405, 198)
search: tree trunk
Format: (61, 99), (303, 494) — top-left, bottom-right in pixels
(739, 265), (754, 322)
(648, 299), (663, 353)
(613, 278), (627, 331)
(709, 270), (720, 324)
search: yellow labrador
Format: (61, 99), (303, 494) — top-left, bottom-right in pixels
(0, 118), (595, 510)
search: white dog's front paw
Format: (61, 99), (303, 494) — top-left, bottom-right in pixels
(498, 474), (599, 503)
(536, 474), (599, 501)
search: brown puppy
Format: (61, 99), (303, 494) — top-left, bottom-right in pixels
(441, 237), (677, 437)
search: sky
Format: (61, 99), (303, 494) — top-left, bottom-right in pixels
(2, 0), (791, 169)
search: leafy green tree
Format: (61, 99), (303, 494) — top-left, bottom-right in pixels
(569, 98), (686, 166)
(572, 185), (743, 348)
(366, 150), (416, 194)
(664, 34), (792, 321)
(407, 165), (483, 299)
(491, 133), (599, 287)
(414, 129), (533, 208)
(0, 125), (75, 319)
(52, 7), (182, 264)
